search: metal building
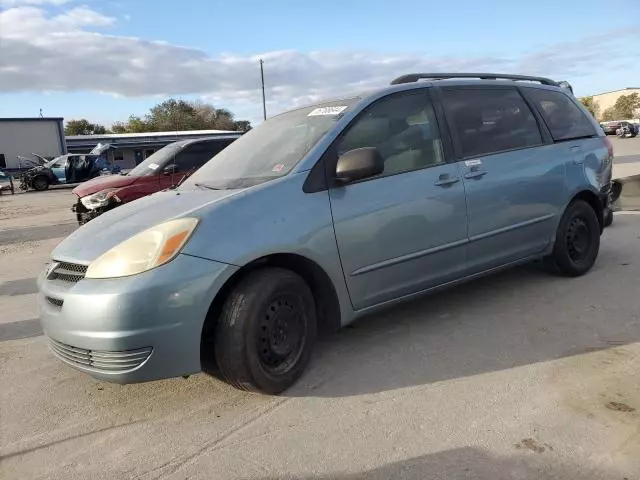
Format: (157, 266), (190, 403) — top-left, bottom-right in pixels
(0, 117), (66, 172)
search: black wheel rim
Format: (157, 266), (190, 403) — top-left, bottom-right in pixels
(34, 178), (46, 190)
(566, 216), (591, 263)
(257, 294), (307, 376)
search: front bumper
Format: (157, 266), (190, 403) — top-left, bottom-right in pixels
(38, 253), (238, 383)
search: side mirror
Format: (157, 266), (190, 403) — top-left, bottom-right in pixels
(163, 164), (178, 175)
(335, 147), (384, 184)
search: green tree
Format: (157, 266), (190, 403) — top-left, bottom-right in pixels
(191, 102), (237, 130)
(601, 108), (617, 122)
(612, 93), (640, 119)
(108, 99), (251, 133)
(234, 120), (252, 132)
(145, 99), (200, 131)
(110, 122), (128, 134)
(64, 119), (108, 135)
(111, 115), (149, 133)
(579, 96), (599, 119)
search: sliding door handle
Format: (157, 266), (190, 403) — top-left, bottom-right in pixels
(464, 170), (487, 179)
(434, 175), (460, 187)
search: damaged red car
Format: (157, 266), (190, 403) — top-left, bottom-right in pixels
(72, 135), (240, 225)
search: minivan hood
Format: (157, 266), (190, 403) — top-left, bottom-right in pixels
(72, 174), (137, 197)
(52, 188), (243, 264)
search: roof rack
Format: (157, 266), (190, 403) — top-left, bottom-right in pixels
(390, 73), (560, 86)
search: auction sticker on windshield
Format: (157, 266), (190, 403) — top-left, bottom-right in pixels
(308, 106), (348, 116)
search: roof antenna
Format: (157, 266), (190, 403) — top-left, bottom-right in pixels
(39, 108), (44, 118)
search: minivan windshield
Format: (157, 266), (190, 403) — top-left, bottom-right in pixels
(127, 142), (186, 177)
(182, 98), (360, 190)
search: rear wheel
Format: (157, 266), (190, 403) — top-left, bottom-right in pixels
(32, 176), (49, 191)
(214, 268), (317, 394)
(544, 200), (600, 277)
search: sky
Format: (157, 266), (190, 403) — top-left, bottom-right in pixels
(0, 0), (639, 127)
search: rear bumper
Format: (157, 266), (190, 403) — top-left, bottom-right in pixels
(38, 253), (238, 383)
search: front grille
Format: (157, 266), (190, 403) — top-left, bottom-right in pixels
(49, 339), (152, 372)
(46, 297), (64, 308)
(48, 261), (88, 284)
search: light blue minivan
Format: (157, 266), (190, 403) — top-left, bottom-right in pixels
(39, 73), (614, 394)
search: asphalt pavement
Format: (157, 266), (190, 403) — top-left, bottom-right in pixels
(1, 141), (640, 479)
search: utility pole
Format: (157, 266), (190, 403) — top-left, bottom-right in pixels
(259, 59), (267, 121)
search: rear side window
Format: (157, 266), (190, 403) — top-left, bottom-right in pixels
(525, 88), (596, 141)
(441, 88), (542, 158)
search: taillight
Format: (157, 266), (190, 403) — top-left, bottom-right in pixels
(603, 136), (614, 159)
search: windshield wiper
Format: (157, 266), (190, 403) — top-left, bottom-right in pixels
(194, 182), (222, 191)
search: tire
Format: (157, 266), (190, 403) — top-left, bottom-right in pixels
(544, 200), (600, 277)
(214, 268), (317, 394)
(603, 208), (613, 228)
(32, 176), (49, 191)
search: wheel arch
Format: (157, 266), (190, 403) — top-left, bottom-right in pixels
(200, 252), (342, 367)
(569, 189), (604, 232)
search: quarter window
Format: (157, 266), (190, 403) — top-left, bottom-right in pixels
(441, 88), (542, 158)
(525, 88), (596, 141)
(337, 91), (445, 178)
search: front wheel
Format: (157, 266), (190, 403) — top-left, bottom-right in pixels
(214, 268), (317, 394)
(544, 200), (600, 277)
(32, 176), (49, 191)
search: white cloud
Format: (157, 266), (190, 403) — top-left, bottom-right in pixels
(0, 0), (70, 6)
(1, 5), (639, 122)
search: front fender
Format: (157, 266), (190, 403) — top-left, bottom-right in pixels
(182, 174), (356, 324)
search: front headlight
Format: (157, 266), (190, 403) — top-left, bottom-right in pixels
(81, 189), (120, 210)
(85, 218), (199, 279)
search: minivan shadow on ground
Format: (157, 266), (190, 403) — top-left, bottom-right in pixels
(254, 446), (624, 480)
(287, 214), (640, 398)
